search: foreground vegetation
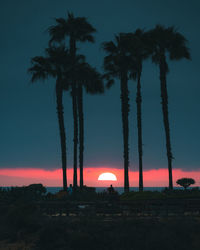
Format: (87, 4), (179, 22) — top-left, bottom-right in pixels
(0, 184), (200, 249)
(1, 184), (200, 202)
(0, 211), (200, 250)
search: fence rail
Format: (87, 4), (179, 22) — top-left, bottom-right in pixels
(35, 199), (200, 217)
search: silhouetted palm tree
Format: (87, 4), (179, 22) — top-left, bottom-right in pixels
(126, 30), (151, 191)
(28, 46), (70, 191)
(76, 64), (104, 188)
(103, 34), (134, 192)
(147, 25), (190, 190)
(49, 12), (96, 189)
(64, 61), (104, 188)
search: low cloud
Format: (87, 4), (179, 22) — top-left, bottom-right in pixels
(0, 167), (199, 187)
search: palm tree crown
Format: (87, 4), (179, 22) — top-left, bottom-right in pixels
(49, 12), (96, 46)
(103, 34), (135, 78)
(147, 25), (190, 64)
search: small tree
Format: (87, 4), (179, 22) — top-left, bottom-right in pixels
(26, 184), (47, 195)
(176, 178), (195, 189)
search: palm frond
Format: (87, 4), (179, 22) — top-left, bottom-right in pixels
(28, 56), (51, 83)
(102, 41), (117, 54)
(168, 31), (191, 60)
(147, 25), (191, 64)
(48, 13), (96, 45)
(48, 18), (68, 45)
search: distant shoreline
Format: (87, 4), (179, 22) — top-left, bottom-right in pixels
(2, 186), (199, 194)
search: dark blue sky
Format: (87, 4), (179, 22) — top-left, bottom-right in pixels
(0, 0), (200, 171)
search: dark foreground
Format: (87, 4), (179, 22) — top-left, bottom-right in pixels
(0, 185), (200, 249)
(0, 215), (200, 250)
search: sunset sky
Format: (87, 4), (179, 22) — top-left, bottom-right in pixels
(0, 0), (200, 187)
(0, 168), (200, 187)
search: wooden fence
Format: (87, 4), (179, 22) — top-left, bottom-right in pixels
(36, 199), (200, 217)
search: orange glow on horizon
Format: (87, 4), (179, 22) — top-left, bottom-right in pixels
(0, 167), (199, 187)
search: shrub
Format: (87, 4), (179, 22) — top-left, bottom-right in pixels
(176, 178), (195, 189)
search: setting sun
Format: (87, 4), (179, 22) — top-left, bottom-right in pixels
(98, 172), (117, 181)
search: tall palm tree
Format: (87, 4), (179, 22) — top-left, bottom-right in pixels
(63, 60), (104, 188)
(28, 46), (70, 191)
(147, 25), (190, 190)
(77, 65), (104, 188)
(103, 34), (134, 192)
(72, 63), (104, 188)
(126, 30), (151, 191)
(48, 12), (96, 188)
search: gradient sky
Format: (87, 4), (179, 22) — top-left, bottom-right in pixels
(0, 0), (200, 186)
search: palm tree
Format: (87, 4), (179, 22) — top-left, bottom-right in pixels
(126, 30), (151, 191)
(74, 63), (104, 188)
(103, 34), (134, 192)
(28, 46), (70, 191)
(147, 25), (190, 190)
(48, 12), (96, 189)
(63, 60), (104, 188)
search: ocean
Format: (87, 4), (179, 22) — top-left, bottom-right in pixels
(1, 186), (189, 194)
(46, 187), (180, 194)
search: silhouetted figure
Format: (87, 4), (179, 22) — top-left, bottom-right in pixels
(68, 184), (73, 195)
(107, 184), (115, 194)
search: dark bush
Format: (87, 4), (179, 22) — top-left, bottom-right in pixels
(176, 178), (195, 189)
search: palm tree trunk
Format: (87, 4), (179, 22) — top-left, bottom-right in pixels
(56, 79), (67, 191)
(70, 36), (78, 189)
(120, 72), (130, 193)
(72, 84), (78, 189)
(159, 55), (173, 190)
(136, 69), (143, 191)
(77, 83), (84, 188)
